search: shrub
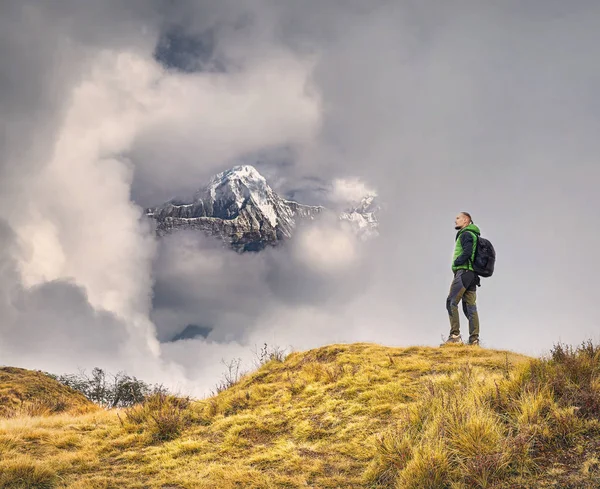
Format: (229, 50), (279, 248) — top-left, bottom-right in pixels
(122, 392), (193, 442)
(252, 343), (289, 367)
(213, 358), (245, 394)
(50, 367), (166, 408)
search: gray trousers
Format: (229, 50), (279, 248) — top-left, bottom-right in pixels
(446, 269), (480, 341)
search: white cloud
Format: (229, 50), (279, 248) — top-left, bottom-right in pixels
(330, 177), (377, 205)
(292, 221), (358, 273)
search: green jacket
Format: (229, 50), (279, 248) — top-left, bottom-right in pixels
(452, 223), (480, 272)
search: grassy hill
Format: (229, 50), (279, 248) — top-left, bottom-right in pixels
(0, 342), (599, 488)
(0, 367), (97, 418)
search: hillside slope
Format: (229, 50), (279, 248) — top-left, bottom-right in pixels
(0, 343), (598, 488)
(0, 367), (97, 418)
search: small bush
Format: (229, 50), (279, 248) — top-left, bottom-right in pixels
(50, 367), (165, 408)
(252, 343), (289, 368)
(213, 358), (245, 394)
(548, 341), (600, 418)
(123, 392), (193, 442)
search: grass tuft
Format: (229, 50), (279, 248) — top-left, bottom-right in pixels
(0, 456), (58, 489)
(122, 392), (194, 442)
(368, 341), (600, 488)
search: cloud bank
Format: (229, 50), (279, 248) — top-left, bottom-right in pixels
(1, 1), (599, 395)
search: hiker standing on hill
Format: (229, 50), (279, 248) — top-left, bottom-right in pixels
(445, 212), (481, 345)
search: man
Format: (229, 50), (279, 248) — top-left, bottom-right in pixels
(445, 212), (481, 345)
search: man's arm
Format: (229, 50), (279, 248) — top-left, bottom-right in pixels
(453, 232), (474, 267)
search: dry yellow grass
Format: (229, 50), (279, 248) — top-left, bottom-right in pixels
(0, 367), (97, 418)
(0, 342), (598, 488)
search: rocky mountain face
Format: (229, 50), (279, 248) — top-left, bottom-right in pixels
(339, 194), (380, 240)
(146, 165), (379, 251)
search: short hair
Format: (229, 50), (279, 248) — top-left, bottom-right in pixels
(461, 212), (473, 223)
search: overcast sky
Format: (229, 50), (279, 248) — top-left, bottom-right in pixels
(1, 1), (599, 396)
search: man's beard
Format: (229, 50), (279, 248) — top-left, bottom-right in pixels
(454, 225), (462, 230)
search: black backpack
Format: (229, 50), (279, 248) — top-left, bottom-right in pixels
(472, 235), (496, 277)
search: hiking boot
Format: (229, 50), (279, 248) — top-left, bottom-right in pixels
(445, 333), (462, 344)
(468, 337), (480, 346)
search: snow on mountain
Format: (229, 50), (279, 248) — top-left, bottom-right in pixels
(200, 166), (279, 227)
(339, 194), (380, 240)
(146, 165), (379, 251)
(147, 165), (323, 251)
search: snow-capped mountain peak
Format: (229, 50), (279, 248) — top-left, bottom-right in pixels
(146, 165), (379, 251)
(147, 165), (324, 251)
(199, 165), (278, 226)
(204, 165), (270, 201)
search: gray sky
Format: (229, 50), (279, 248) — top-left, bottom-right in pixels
(1, 1), (599, 396)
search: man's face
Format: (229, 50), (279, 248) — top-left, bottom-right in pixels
(454, 213), (470, 230)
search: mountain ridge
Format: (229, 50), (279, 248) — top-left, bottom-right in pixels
(146, 165), (379, 251)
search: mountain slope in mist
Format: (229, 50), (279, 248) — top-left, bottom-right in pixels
(146, 165), (380, 251)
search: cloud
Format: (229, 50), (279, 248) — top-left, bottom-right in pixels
(0, 220), (144, 371)
(0, 1), (324, 395)
(329, 177), (377, 206)
(291, 219), (359, 274)
(150, 216), (371, 344)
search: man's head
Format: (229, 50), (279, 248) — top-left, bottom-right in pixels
(454, 212), (472, 230)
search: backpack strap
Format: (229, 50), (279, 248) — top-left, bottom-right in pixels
(461, 230), (478, 266)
